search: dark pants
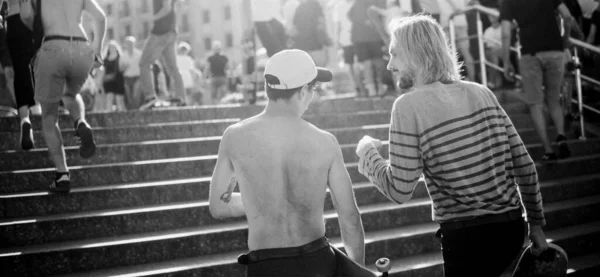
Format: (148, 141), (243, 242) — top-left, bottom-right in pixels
(439, 213), (526, 277)
(239, 237), (337, 277)
(6, 15), (36, 109)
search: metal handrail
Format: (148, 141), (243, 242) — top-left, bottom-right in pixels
(448, 4), (600, 140)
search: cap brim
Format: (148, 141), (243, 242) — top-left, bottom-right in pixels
(316, 67), (333, 83)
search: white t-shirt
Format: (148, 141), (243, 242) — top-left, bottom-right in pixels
(177, 54), (196, 89)
(251, 0), (282, 22)
(399, 0), (413, 14)
(333, 0), (353, 47)
(385, 7), (407, 33)
(121, 49), (142, 78)
(282, 0), (300, 33)
(439, 0), (468, 28)
(483, 25), (502, 49)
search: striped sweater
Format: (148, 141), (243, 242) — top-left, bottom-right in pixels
(358, 81), (545, 226)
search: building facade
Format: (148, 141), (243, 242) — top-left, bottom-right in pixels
(98, 0), (252, 65)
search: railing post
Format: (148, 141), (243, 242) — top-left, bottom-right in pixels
(476, 11), (487, 86)
(573, 48), (586, 140)
(449, 19), (457, 62)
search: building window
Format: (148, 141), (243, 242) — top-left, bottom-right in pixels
(203, 10), (210, 24)
(141, 0), (149, 13)
(143, 22), (150, 38)
(106, 4), (113, 16)
(224, 6), (231, 20)
(181, 13), (190, 32)
(204, 37), (212, 51)
(124, 24), (132, 36)
(107, 28), (114, 40)
(226, 33), (233, 47)
(120, 1), (131, 17)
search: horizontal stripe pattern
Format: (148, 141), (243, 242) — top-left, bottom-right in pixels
(357, 81), (545, 226)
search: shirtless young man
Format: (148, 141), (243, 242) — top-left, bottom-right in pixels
(3, 0), (35, 150)
(20, 0), (106, 193)
(209, 49), (367, 276)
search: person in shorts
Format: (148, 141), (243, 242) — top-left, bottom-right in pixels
(21, 0), (106, 193)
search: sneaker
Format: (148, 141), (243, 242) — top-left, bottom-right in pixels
(556, 134), (571, 159)
(49, 172), (71, 194)
(169, 98), (186, 107)
(75, 120), (96, 158)
(139, 98), (158, 111)
(541, 152), (558, 162)
(20, 119), (35, 151)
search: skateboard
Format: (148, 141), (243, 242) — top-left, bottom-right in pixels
(376, 257), (391, 277)
(501, 242), (568, 277)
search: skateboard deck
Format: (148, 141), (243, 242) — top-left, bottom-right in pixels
(501, 242), (568, 277)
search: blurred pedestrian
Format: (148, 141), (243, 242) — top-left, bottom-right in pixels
(3, 0), (36, 150)
(205, 41), (229, 104)
(102, 40), (126, 112)
(139, 0), (186, 110)
(501, 0), (576, 161)
(121, 36), (142, 109)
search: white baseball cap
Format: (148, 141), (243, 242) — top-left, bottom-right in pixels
(264, 49), (333, 90)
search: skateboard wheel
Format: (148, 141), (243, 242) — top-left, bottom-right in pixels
(375, 257), (391, 272)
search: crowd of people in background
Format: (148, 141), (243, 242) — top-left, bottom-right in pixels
(1, 0), (600, 114)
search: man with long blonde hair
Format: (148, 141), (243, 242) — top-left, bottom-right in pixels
(355, 15), (548, 276)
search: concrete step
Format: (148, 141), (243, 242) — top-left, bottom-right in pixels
(567, 253), (600, 277)
(39, 220), (600, 277)
(0, 194), (433, 247)
(1, 193), (596, 275)
(0, 110), (394, 151)
(0, 98), (397, 132)
(0, 110), (543, 152)
(2, 159), (598, 217)
(2, 142), (599, 195)
(2, 123), (595, 171)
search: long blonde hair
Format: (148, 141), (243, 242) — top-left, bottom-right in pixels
(104, 40), (123, 59)
(388, 15), (462, 85)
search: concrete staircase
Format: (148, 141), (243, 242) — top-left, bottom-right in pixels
(1, 97), (599, 277)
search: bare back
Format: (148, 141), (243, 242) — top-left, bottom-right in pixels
(227, 114), (336, 250)
(41, 0), (87, 38)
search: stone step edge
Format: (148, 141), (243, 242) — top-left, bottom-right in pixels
(4, 139), (595, 176)
(0, 118), (241, 135)
(0, 136), (223, 155)
(2, 194), (599, 258)
(2, 170), (599, 203)
(0, 183), (418, 226)
(3, 179), (600, 229)
(0, 110), (392, 134)
(46, 221), (600, 277)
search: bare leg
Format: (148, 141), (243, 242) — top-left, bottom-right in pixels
(529, 103), (553, 153)
(63, 94), (95, 158)
(41, 101), (68, 172)
(116, 95), (126, 111)
(18, 106), (31, 122)
(105, 92), (115, 112)
(161, 37), (186, 103)
(63, 94), (85, 122)
(361, 59), (375, 97)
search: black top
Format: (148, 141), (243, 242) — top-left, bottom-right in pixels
(208, 53), (228, 77)
(152, 0), (176, 35)
(590, 11), (600, 45)
(500, 0), (564, 55)
(103, 53), (125, 95)
(348, 0), (384, 44)
(292, 0), (325, 51)
(563, 0), (582, 22)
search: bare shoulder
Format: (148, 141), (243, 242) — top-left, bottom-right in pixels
(303, 121), (339, 152)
